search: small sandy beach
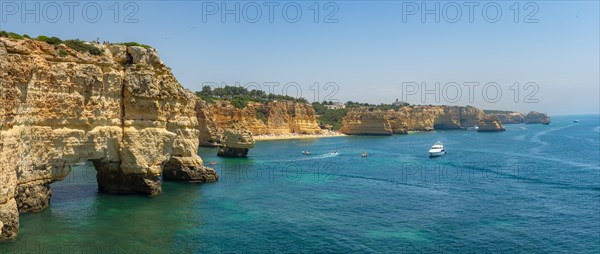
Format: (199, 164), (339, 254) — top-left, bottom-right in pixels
(254, 131), (346, 141)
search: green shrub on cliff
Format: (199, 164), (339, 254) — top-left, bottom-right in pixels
(1, 32), (24, 39)
(48, 37), (62, 45)
(38, 36), (63, 45)
(312, 102), (348, 130)
(118, 42), (152, 49)
(231, 97), (249, 109)
(255, 110), (268, 124)
(196, 85), (308, 105)
(64, 40), (103, 55)
(36, 35), (50, 42)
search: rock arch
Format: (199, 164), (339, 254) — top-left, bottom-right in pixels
(0, 38), (216, 240)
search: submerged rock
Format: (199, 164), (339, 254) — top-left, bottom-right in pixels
(217, 124), (255, 158)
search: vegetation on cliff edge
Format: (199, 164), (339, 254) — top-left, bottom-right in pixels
(312, 101), (410, 130)
(195, 85), (308, 109)
(0, 31), (153, 56)
(483, 109), (520, 114)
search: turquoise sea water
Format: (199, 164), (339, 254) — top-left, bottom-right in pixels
(2, 115), (599, 253)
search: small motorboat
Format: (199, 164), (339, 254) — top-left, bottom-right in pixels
(209, 161), (218, 165)
(466, 126), (479, 131)
(428, 141), (446, 157)
(361, 152), (368, 157)
(573, 120), (580, 123)
(330, 150), (338, 155)
(302, 151), (312, 155)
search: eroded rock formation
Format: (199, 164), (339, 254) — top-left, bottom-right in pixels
(341, 105), (486, 135)
(524, 111), (551, 124)
(340, 109), (393, 135)
(197, 100), (321, 146)
(217, 123), (255, 157)
(477, 115), (506, 132)
(0, 37), (216, 240)
(489, 112), (525, 124)
(196, 100), (223, 147)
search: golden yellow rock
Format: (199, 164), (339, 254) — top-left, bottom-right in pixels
(218, 123), (255, 158)
(197, 100), (321, 145)
(341, 105), (486, 135)
(524, 111), (551, 124)
(0, 37), (216, 240)
(477, 115), (506, 132)
(340, 109), (393, 135)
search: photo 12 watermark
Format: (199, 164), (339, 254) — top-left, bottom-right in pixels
(199, 81), (341, 103)
(0, 1), (140, 24)
(401, 1), (539, 23)
(400, 81), (540, 105)
(201, 1), (339, 23)
(395, 161), (540, 184)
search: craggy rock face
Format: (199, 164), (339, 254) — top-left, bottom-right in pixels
(0, 37), (216, 240)
(341, 105), (486, 135)
(197, 100), (321, 145)
(196, 100), (224, 147)
(490, 112), (526, 124)
(477, 115), (506, 132)
(217, 123), (255, 158)
(524, 111), (551, 124)
(340, 109), (393, 135)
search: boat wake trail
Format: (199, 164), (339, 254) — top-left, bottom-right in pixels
(267, 152), (341, 163)
(529, 124), (574, 154)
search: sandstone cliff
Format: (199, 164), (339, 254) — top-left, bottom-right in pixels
(340, 109), (393, 135)
(524, 111), (551, 124)
(341, 105), (486, 135)
(197, 100), (321, 146)
(0, 37), (216, 239)
(489, 112), (525, 124)
(477, 115), (506, 132)
(217, 123), (255, 158)
(196, 100), (223, 147)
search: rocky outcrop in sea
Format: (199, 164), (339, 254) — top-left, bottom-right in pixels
(477, 115), (506, 132)
(524, 111), (551, 124)
(217, 124), (255, 157)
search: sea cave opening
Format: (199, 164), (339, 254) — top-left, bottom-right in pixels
(49, 161), (100, 206)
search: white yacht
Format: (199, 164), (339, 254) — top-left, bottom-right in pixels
(429, 141), (446, 157)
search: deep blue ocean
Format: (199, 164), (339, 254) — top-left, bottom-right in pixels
(2, 114), (599, 253)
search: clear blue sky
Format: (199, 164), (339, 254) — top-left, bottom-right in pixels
(2, 1), (598, 115)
